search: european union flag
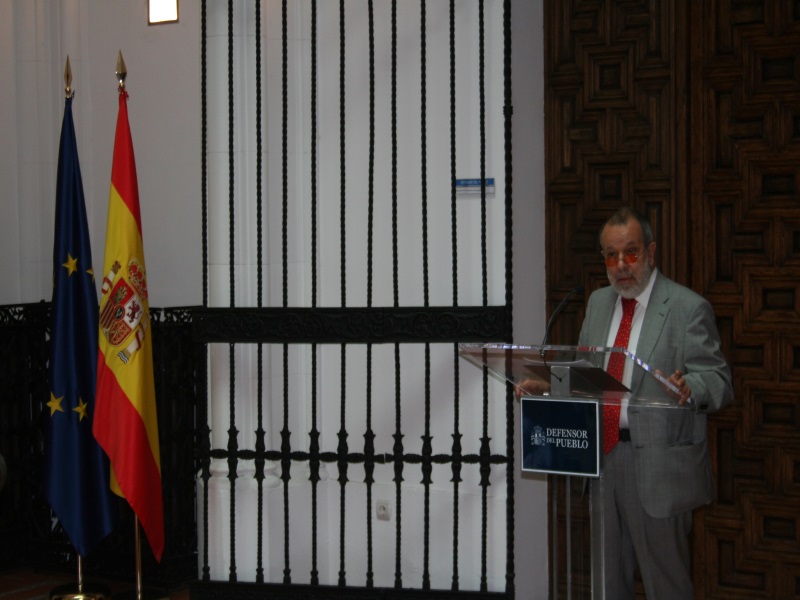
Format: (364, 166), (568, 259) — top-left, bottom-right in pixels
(42, 94), (117, 556)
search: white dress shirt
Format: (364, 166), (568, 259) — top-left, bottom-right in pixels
(604, 268), (658, 427)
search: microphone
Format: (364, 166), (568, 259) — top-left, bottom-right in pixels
(539, 285), (585, 385)
(541, 285), (585, 348)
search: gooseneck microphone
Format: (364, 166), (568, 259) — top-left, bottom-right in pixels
(541, 285), (585, 348)
(540, 285), (585, 384)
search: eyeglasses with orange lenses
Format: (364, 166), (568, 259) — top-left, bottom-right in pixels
(602, 249), (641, 268)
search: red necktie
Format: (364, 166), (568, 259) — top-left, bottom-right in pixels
(603, 297), (637, 454)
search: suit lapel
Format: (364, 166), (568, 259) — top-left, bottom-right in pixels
(631, 274), (670, 393)
(595, 289), (618, 346)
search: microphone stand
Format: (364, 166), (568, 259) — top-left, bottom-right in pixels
(539, 285), (584, 383)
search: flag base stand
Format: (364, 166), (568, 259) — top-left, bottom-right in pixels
(50, 584), (111, 600)
(50, 555), (112, 600)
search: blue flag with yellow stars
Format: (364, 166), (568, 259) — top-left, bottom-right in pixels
(42, 94), (117, 556)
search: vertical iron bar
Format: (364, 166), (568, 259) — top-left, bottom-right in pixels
(280, 0), (288, 308)
(226, 320), (238, 580)
(390, 0), (404, 590)
(337, 0), (349, 588)
(503, 0), (516, 595)
(364, 0), (376, 589)
(226, 0), (238, 583)
(201, 0), (209, 310)
(338, 342), (349, 586)
(280, 0), (292, 586)
(420, 3), (429, 308)
(199, 0), (211, 584)
(418, 0), (432, 592)
(308, 0), (320, 587)
(478, 0), (490, 593)
(479, 0), (488, 310)
(253, 0), (265, 585)
(448, 0), (461, 591)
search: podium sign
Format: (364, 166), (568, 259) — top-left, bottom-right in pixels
(521, 395), (600, 476)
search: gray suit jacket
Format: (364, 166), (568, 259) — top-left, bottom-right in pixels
(578, 272), (733, 518)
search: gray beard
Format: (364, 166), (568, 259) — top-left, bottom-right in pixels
(610, 261), (653, 299)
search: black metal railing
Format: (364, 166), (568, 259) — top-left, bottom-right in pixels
(0, 303), (198, 589)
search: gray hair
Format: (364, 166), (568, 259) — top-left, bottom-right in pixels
(600, 207), (654, 247)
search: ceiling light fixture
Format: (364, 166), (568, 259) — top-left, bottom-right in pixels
(148, 0), (178, 25)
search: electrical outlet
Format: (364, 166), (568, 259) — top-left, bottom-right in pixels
(376, 499), (392, 521)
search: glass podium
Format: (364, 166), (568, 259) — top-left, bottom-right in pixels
(458, 343), (690, 599)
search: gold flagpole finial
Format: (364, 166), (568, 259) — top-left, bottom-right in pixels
(64, 56), (73, 99)
(116, 51), (127, 90)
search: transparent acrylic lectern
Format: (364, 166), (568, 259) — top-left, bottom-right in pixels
(458, 343), (689, 600)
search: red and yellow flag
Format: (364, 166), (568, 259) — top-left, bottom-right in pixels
(93, 88), (164, 561)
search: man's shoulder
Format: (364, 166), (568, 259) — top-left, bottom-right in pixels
(653, 273), (706, 305)
(650, 275), (719, 327)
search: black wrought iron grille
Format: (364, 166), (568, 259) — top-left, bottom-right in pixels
(0, 304), (198, 587)
(0, 303), (49, 570)
(193, 0), (515, 598)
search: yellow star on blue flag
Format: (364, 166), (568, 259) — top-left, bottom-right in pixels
(42, 93), (117, 557)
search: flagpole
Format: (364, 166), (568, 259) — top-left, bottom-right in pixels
(111, 517), (167, 600)
(135, 516), (143, 599)
(114, 52), (148, 600)
(77, 554), (84, 594)
(48, 54), (112, 600)
(106, 53), (167, 600)
(64, 57), (90, 600)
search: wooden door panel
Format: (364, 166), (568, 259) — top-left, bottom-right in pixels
(545, 0), (800, 597)
(691, 2), (800, 596)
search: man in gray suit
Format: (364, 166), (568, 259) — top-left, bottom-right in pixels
(578, 207), (733, 598)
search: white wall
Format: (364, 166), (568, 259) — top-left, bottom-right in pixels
(0, 0), (201, 307)
(0, 0), (546, 597)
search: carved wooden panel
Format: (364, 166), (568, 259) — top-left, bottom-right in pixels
(544, 0), (688, 347)
(545, 0), (800, 598)
(690, 1), (800, 598)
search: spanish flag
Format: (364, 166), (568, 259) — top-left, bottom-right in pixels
(93, 86), (164, 561)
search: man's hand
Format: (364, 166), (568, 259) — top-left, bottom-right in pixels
(657, 369), (693, 406)
(514, 378), (551, 400)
